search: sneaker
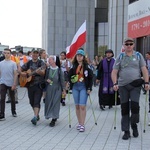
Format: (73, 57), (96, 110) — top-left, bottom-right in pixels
(131, 123), (139, 138)
(31, 117), (37, 125)
(6, 100), (11, 103)
(37, 115), (40, 121)
(0, 116), (5, 121)
(62, 99), (66, 106)
(109, 105), (113, 109)
(100, 105), (105, 111)
(79, 125), (85, 132)
(76, 124), (81, 130)
(62, 102), (66, 106)
(49, 119), (57, 127)
(122, 131), (130, 140)
(12, 113), (17, 117)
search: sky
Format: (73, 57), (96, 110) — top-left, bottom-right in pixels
(0, 0), (42, 48)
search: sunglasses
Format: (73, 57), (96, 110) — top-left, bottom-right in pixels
(125, 43), (134, 46)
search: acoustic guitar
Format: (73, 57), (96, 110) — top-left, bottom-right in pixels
(19, 66), (45, 87)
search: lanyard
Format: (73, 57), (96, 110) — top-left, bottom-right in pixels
(77, 65), (83, 75)
(122, 56), (133, 68)
(50, 69), (57, 79)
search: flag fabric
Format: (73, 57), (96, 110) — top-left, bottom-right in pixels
(66, 20), (86, 58)
(120, 45), (125, 52)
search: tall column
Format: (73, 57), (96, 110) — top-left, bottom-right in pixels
(108, 0), (129, 56)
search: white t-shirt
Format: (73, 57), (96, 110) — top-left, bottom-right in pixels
(60, 59), (71, 72)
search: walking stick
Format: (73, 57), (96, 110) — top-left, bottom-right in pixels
(89, 95), (97, 125)
(114, 91), (117, 130)
(68, 87), (71, 128)
(143, 91), (148, 133)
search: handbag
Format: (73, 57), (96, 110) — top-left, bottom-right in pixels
(71, 75), (78, 83)
(130, 79), (144, 87)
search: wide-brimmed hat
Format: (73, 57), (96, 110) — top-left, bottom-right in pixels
(105, 49), (114, 57)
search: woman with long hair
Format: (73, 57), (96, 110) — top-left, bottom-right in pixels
(68, 48), (93, 132)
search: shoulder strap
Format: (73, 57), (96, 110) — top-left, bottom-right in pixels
(119, 52), (141, 60)
(135, 52), (141, 60)
(119, 52), (125, 60)
(27, 60), (32, 69)
(58, 68), (63, 90)
(37, 59), (43, 67)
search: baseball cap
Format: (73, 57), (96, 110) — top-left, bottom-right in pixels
(124, 37), (134, 43)
(32, 49), (39, 53)
(76, 49), (85, 56)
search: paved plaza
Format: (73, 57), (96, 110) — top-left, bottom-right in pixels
(0, 86), (150, 150)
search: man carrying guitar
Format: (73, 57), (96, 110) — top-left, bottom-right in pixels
(20, 49), (46, 125)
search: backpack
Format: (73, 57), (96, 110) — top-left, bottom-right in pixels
(119, 52), (141, 60)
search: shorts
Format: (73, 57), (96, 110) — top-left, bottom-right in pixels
(72, 82), (88, 105)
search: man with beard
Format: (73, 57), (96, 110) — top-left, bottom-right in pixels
(96, 49), (119, 110)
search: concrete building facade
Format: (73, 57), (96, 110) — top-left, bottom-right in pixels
(108, 0), (129, 55)
(42, 0), (149, 58)
(42, 0), (95, 58)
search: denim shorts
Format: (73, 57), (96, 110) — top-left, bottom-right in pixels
(72, 82), (88, 105)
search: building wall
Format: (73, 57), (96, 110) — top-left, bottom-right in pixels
(108, 0), (129, 56)
(0, 45), (9, 54)
(42, 0), (95, 58)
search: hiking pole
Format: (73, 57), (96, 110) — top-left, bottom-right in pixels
(114, 91), (117, 130)
(68, 87), (71, 128)
(89, 95), (97, 125)
(143, 91), (148, 133)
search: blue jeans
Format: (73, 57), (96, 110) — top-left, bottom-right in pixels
(72, 82), (88, 105)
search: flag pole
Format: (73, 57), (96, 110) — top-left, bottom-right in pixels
(84, 20), (87, 54)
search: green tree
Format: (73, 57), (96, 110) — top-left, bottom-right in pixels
(98, 45), (107, 56)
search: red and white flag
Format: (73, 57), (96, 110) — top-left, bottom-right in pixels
(120, 45), (125, 52)
(66, 20), (86, 58)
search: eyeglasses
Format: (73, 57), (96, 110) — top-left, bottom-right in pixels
(125, 43), (134, 46)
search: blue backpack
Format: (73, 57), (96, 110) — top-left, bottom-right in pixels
(119, 51), (141, 60)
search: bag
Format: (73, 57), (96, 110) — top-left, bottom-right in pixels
(39, 81), (47, 89)
(130, 79), (144, 87)
(64, 71), (69, 81)
(71, 75), (78, 83)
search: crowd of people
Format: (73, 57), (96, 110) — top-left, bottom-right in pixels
(0, 37), (150, 140)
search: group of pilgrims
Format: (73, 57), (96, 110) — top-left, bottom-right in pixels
(0, 37), (149, 140)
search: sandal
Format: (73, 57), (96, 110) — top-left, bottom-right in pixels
(79, 125), (85, 132)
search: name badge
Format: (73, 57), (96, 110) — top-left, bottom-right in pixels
(79, 77), (84, 82)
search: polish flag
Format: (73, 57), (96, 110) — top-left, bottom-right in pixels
(66, 20), (86, 58)
(121, 45), (125, 52)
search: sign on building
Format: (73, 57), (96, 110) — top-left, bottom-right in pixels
(128, 0), (150, 38)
